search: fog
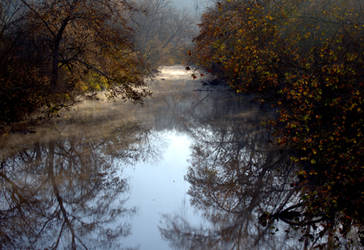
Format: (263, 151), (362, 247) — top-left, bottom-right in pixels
(170, 0), (212, 13)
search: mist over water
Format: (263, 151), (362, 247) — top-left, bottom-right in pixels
(0, 66), (200, 155)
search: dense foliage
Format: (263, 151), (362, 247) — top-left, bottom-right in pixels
(0, 0), (148, 125)
(192, 0), (363, 246)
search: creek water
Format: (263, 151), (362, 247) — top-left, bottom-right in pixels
(0, 66), (305, 249)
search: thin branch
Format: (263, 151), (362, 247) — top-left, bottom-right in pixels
(19, 0), (56, 37)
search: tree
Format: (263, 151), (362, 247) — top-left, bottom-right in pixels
(20, 0), (146, 94)
(0, 0), (148, 124)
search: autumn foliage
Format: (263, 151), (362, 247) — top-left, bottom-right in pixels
(192, 0), (363, 245)
(0, 0), (148, 125)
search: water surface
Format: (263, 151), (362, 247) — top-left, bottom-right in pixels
(0, 66), (304, 249)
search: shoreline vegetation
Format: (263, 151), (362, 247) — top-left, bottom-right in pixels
(190, 0), (363, 247)
(1, 0), (363, 248)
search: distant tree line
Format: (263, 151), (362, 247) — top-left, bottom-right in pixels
(130, 0), (198, 67)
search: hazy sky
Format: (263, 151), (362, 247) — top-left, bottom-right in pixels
(170, 0), (197, 9)
(169, 0), (212, 12)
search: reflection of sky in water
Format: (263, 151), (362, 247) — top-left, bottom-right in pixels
(0, 66), (323, 249)
(0, 65), (256, 249)
(122, 130), (197, 249)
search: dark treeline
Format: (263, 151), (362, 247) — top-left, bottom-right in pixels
(190, 0), (363, 248)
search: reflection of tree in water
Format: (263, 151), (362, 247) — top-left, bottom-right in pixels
(147, 80), (257, 133)
(159, 87), (363, 249)
(0, 122), (153, 249)
(159, 106), (320, 249)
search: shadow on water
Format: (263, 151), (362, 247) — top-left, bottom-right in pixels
(0, 66), (361, 249)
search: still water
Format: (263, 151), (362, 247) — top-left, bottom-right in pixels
(1, 66), (303, 249)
